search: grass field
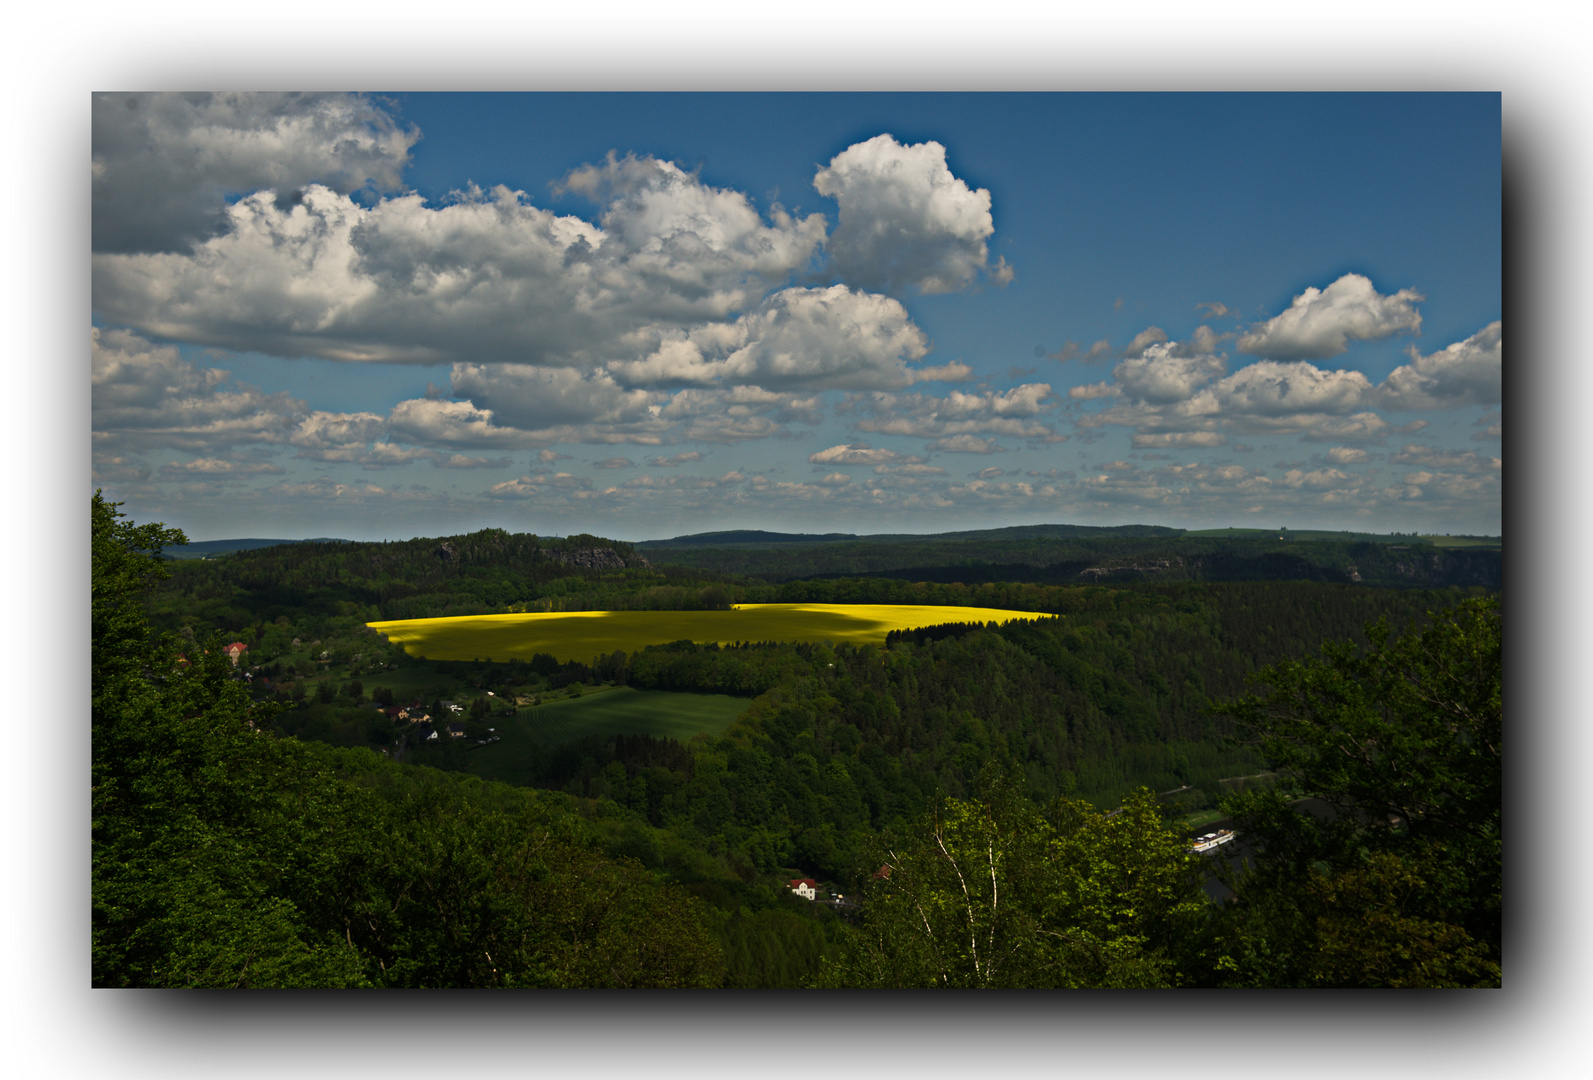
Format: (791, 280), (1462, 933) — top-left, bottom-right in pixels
(1419, 535), (1502, 549)
(368, 603), (1047, 664)
(459, 687), (750, 786)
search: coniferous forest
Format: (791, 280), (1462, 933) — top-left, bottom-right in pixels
(95, 493), (1502, 987)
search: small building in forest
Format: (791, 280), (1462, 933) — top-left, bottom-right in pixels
(789, 878), (818, 900)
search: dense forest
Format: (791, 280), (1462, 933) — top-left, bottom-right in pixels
(145, 523), (1501, 633)
(99, 497), (1502, 987)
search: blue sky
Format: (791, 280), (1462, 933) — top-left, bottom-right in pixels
(90, 92), (1500, 541)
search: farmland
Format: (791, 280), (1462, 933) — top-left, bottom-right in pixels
(458, 687), (750, 788)
(368, 603), (1045, 664)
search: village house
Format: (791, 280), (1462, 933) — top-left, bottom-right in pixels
(223, 642), (248, 666)
(789, 878), (818, 900)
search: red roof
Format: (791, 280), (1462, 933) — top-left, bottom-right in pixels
(225, 642), (248, 653)
(790, 878), (818, 888)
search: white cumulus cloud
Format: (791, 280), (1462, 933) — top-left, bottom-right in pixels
(1208, 361), (1375, 417)
(94, 173), (829, 371)
(609, 286), (930, 390)
(813, 134), (1002, 295)
(288, 411), (388, 455)
(851, 384), (1061, 445)
(1112, 343), (1228, 404)
(1069, 316), (1404, 446)
(809, 443), (910, 466)
(1123, 327), (1169, 358)
(1380, 321), (1501, 409)
(1238, 273), (1424, 359)
(387, 399), (540, 450)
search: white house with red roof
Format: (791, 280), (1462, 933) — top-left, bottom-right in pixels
(223, 642), (249, 666)
(789, 878), (818, 900)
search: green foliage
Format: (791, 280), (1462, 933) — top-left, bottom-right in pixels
(92, 495), (726, 987)
(123, 500), (1502, 987)
(715, 903), (844, 988)
(94, 493), (368, 986)
(817, 767), (1206, 988)
(1206, 596), (1502, 987)
(92, 490), (187, 702)
(323, 775), (723, 988)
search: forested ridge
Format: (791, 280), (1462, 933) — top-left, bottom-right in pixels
(102, 498), (1501, 987)
(149, 528), (673, 623)
(638, 531), (1501, 589)
(146, 524), (1500, 632)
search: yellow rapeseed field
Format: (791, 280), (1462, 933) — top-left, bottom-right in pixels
(366, 604), (1046, 664)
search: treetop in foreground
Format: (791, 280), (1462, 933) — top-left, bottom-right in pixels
(1209, 595), (1501, 987)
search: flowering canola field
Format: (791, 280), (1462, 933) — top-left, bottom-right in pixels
(367, 604), (1043, 664)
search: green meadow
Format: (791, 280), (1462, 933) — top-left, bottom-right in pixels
(368, 603), (1043, 665)
(459, 687), (750, 786)
(1419, 535), (1502, 549)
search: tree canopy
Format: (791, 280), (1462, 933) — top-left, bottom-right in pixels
(1207, 595), (1502, 987)
(92, 493), (724, 987)
(817, 767), (1207, 988)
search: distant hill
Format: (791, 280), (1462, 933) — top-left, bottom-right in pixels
(164, 537), (347, 560)
(177, 524), (1495, 558)
(638, 523), (1182, 549)
(160, 524), (1501, 592)
(639, 526), (1502, 590)
(885, 523), (1184, 543)
(639, 530), (859, 548)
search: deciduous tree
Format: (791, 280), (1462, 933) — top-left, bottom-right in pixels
(818, 767), (1206, 987)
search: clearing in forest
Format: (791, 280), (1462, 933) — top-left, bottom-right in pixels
(458, 688), (749, 787)
(367, 603), (1045, 664)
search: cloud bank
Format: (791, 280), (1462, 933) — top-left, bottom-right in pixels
(93, 92), (418, 255)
